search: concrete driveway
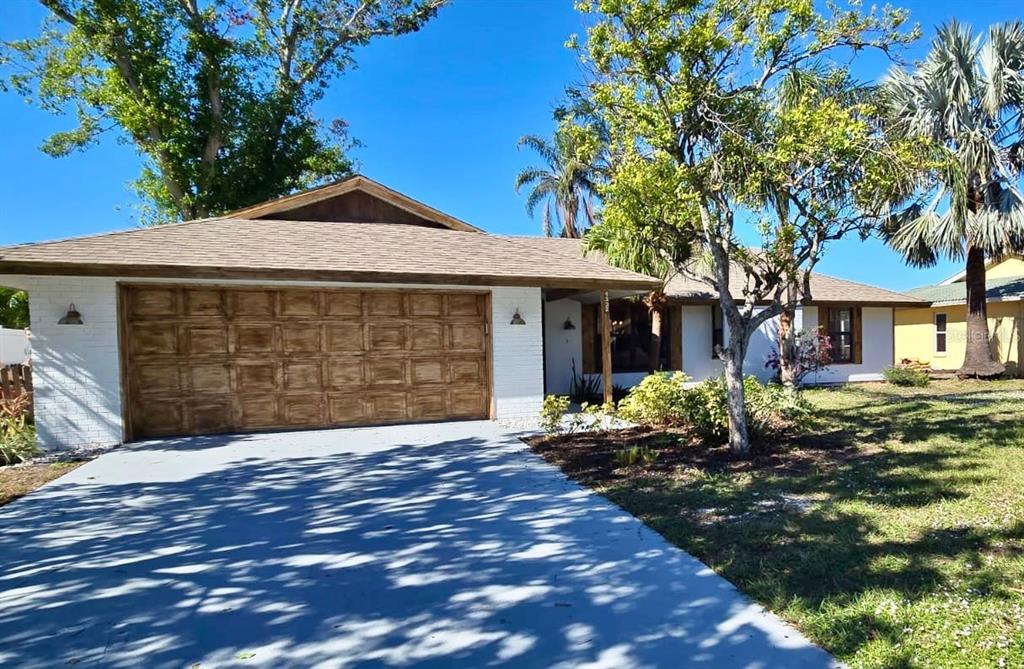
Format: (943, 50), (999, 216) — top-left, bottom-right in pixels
(0, 422), (837, 668)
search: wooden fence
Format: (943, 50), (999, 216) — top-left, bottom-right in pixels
(0, 364), (33, 418)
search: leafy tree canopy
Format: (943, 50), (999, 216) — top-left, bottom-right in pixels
(574, 0), (922, 453)
(1, 0), (447, 223)
(0, 289), (30, 330)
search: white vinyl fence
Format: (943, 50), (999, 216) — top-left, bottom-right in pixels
(0, 327), (31, 365)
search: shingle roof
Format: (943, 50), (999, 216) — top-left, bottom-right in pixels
(907, 274), (1024, 305)
(0, 219), (661, 290)
(513, 237), (926, 305)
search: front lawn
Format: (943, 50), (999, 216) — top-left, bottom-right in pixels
(528, 379), (1024, 669)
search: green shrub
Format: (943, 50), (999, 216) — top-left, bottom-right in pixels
(883, 365), (930, 387)
(540, 395), (571, 434)
(617, 372), (690, 426)
(620, 373), (812, 443)
(614, 445), (659, 467)
(1, 401), (37, 466)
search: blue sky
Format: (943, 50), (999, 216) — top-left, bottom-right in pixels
(1, 0), (1021, 291)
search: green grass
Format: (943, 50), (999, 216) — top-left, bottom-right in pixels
(578, 380), (1024, 668)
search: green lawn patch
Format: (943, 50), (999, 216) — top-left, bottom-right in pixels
(527, 379), (1024, 669)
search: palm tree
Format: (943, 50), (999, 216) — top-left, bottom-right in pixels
(883, 20), (1024, 378)
(515, 124), (602, 238)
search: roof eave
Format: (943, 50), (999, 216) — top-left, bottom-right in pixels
(0, 261), (662, 292)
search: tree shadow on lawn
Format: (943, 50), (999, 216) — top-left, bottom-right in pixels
(528, 393), (1024, 665)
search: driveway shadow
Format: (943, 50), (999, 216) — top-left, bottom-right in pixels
(0, 424), (836, 668)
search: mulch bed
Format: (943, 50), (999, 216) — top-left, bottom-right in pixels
(525, 425), (862, 484)
(0, 462), (82, 508)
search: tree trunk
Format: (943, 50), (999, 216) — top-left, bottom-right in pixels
(649, 307), (663, 372)
(959, 245), (1005, 378)
(722, 350), (749, 455)
(778, 306), (797, 387)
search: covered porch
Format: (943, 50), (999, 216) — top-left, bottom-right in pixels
(542, 288), (685, 403)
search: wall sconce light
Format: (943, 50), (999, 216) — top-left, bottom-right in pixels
(510, 308), (526, 325)
(563, 317), (576, 330)
(58, 303), (84, 325)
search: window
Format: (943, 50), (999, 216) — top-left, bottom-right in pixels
(827, 307), (856, 363)
(711, 306), (724, 357)
(935, 313), (947, 354)
(586, 300), (674, 373)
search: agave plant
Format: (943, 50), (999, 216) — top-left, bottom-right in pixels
(883, 20), (1024, 377)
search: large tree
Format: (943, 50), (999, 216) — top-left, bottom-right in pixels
(1, 0), (447, 222)
(883, 21), (1024, 378)
(575, 0), (918, 455)
(0, 289), (30, 330)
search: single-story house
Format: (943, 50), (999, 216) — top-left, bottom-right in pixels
(0, 176), (923, 450)
(536, 240), (927, 393)
(895, 256), (1024, 376)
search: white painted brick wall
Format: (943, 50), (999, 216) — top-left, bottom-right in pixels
(1, 275), (123, 450)
(490, 286), (544, 420)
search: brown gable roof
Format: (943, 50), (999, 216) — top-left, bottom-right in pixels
(512, 237), (926, 306)
(221, 175), (481, 232)
(0, 219), (661, 290)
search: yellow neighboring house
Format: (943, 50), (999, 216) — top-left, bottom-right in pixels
(894, 256), (1024, 376)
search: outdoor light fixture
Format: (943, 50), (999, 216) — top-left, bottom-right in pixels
(510, 308), (526, 325)
(58, 303), (83, 325)
(563, 317), (576, 330)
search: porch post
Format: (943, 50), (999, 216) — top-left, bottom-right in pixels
(600, 289), (613, 405)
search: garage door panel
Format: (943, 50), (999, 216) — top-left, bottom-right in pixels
(124, 285), (490, 438)
(369, 359), (407, 385)
(239, 397), (279, 427)
(412, 359), (444, 384)
(409, 293), (443, 316)
(232, 290), (275, 317)
(189, 364), (231, 393)
(131, 325), (178, 355)
(130, 287), (178, 318)
(327, 323), (363, 352)
(186, 327), (229, 355)
(325, 292), (361, 316)
(450, 359), (485, 384)
(367, 292), (403, 317)
(236, 325), (275, 352)
(369, 324), (405, 351)
(134, 401), (183, 437)
(132, 364), (181, 397)
(448, 293), (483, 317)
(184, 289), (223, 317)
(370, 393), (407, 420)
(280, 290), (320, 317)
(283, 395), (324, 426)
(328, 394), (365, 423)
(282, 325), (319, 353)
(450, 389), (487, 418)
(191, 400), (233, 433)
(411, 392), (446, 420)
(411, 324), (443, 351)
(328, 358), (364, 386)
(237, 363), (279, 392)
(450, 324), (486, 351)
(284, 361), (322, 390)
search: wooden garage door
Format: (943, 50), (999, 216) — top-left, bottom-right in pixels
(121, 285), (491, 439)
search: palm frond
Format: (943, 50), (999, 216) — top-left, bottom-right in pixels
(517, 135), (559, 169)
